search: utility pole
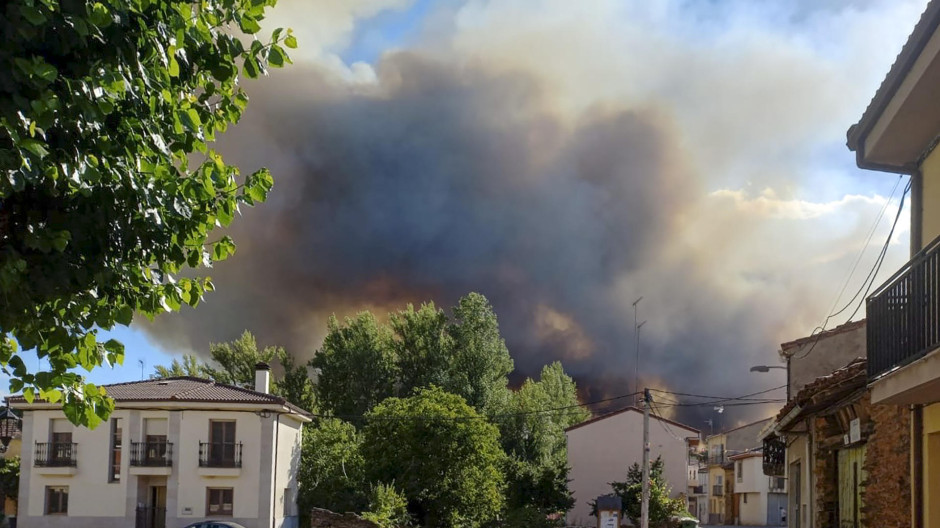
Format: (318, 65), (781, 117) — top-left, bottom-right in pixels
(633, 296), (643, 403)
(641, 388), (651, 528)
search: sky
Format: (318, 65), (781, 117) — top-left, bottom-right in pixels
(13, 0), (932, 428)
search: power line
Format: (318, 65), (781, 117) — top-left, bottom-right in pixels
(794, 178), (911, 360)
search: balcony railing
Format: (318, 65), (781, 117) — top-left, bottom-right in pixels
(131, 441), (173, 467)
(692, 485), (705, 494)
(198, 441), (242, 468)
(868, 235), (940, 380)
(712, 484), (723, 496)
(707, 454), (726, 466)
(34, 442), (77, 467)
(769, 476), (786, 492)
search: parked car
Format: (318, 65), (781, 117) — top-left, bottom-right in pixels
(183, 522), (247, 528)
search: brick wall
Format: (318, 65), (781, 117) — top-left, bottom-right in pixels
(861, 403), (911, 528)
(812, 417), (839, 528)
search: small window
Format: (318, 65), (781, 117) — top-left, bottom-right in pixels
(45, 486), (68, 515)
(743, 494), (748, 504)
(736, 461), (742, 482)
(206, 488), (233, 516)
(109, 418), (122, 482)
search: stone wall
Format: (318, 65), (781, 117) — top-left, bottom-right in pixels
(861, 404), (911, 528)
(309, 508), (381, 528)
(812, 417), (839, 528)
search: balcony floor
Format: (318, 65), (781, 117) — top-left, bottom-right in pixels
(871, 345), (940, 405)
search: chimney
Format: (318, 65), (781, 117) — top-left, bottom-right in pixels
(255, 362), (270, 394)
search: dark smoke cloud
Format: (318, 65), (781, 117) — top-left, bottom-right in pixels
(140, 0), (918, 427)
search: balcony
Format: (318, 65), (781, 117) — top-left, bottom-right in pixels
(712, 484), (723, 496)
(867, 235), (940, 404)
(706, 454), (726, 466)
(129, 441), (173, 476)
(198, 441), (242, 477)
(34, 442), (77, 475)
(692, 485), (705, 495)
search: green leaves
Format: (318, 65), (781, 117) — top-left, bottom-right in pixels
(0, 0), (295, 426)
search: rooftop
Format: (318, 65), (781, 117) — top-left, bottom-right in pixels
(7, 376), (312, 419)
(779, 319), (866, 352)
(564, 406), (699, 435)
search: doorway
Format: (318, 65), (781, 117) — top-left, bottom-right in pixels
(790, 461), (801, 528)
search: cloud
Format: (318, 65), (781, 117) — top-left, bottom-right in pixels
(141, 0), (925, 425)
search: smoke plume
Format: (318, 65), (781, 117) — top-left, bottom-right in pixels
(143, 0), (927, 426)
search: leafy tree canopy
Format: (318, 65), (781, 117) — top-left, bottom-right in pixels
(0, 0), (294, 426)
(311, 312), (397, 420)
(312, 293), (513, 419)
(298, 418), (367, 516)
(153, 330), (314, 411)
(361, 387), (505, 528)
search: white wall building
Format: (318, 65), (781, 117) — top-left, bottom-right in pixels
(10, 364), (310, 528)
(731, 452), (787, 526)
(565, 407), (699, 527)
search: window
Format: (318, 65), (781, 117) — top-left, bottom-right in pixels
(206, 488), (233, 516)
(51, 431), (73, 465)
(736, 461), (742, 482)
(45, 486), (68, 515)
(109, 418), (122, 482)
(743, 494), (748, 504)
(209, 421), (236, 464)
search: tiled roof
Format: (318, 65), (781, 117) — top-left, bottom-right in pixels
(847, 0), (940, 152)
(775, 358), (866, 424)
(8, 377), (312, 417)
(564, 406), (700, 434)
(779, 319), (865, 351)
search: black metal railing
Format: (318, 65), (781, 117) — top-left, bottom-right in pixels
(867, 235), (940, 380)
(135, 506), (166, 528)
(34, 442), (77, 467)
(692, 485), (704, 494)
(712, 484), (723, 496)
(198, 441), (242, 468)
(131, 441), (173, 467)
(707, 453), (726, 466)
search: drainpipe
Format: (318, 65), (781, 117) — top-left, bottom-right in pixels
(272, 413), (280, 528)
(913, 405), (923, 528)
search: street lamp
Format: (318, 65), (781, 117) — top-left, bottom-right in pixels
(0, 407), (21, 452)
(750, 365), (787, 372)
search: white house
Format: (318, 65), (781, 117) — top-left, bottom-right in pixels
(730, 451), (787, 526)
(10, 363), (311, 528)
(565, 407), (699, 527)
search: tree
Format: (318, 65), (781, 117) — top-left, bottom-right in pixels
(297, 418), (368, 516)
(390, 302), (453, 397)
(498, 362), (588, 521)
(0, 456), (18, 516)
(602, 457), (687, 527)
(0, 0), (293, 426)
(362, 483), (412, 528)
(446, 292), (513, 413)
(313, 293), (514, 419)
(152, 354), (207, 379)
(312, 313), (398, 419)
(202, 330), (282, 387)
(274, 351), (316, 413)
(361, 387), (505, 528)
(153, 330), (315, 411)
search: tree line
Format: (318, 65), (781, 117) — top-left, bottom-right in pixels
(154, 293), (589, 528)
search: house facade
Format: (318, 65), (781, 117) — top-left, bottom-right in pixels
(761, 357), (911, 528)
(846, 1), (940, 526)
(565, 407), (699, 527)
(730, 452), (786, 526)
(702, 418), (775, 525)
(10, 365), (310, 528)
